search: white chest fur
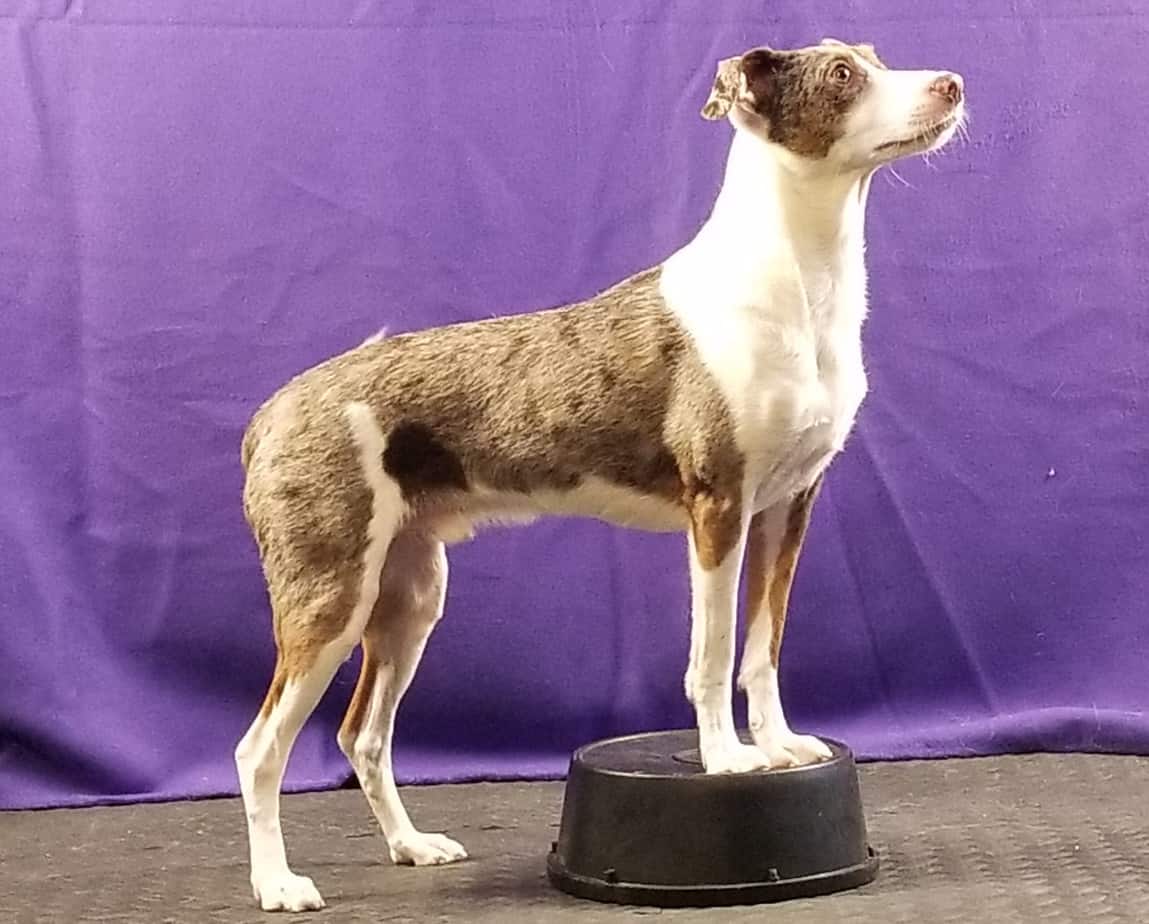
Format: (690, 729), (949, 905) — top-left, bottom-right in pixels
(661, 133), (872, 511)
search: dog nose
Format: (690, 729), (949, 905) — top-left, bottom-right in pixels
(929, 73), (964, 105)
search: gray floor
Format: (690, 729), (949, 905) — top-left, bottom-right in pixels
(3, 753), (1149, 922)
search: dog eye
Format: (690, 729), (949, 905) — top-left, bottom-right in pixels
(831, 63), (852, 84)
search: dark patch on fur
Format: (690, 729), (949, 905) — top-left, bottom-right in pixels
(383, 421), (469, 493)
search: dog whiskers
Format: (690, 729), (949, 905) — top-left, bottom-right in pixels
(885, 166), (913, 189)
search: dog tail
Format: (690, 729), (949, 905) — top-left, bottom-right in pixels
(358, 326), (388, 348)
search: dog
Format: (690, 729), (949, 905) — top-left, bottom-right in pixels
(234, 38), (965, 911)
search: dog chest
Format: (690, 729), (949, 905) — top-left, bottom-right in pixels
(660, 257), (867, 500)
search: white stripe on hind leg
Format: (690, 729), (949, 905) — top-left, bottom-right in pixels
(340, 406), (467, 867)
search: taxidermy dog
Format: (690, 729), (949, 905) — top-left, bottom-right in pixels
(234, 38), (965, 911)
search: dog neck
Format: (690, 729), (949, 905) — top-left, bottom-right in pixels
(703, 130), (873, 324)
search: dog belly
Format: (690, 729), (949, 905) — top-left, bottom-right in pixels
(540, 478), (689, 532)
(421, 477), (689, 543)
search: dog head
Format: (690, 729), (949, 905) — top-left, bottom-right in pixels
(702, 39), (965, 171)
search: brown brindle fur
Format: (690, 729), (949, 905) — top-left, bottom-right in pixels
(241, 268), (745, 675)
(745, 475), (823, 668)
(689, 490), (744, 571)
(243, 395), (372, 677)
(745, 47), (868, 158)
(702, 40), (888, 160)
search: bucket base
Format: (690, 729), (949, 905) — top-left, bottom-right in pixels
(546, 730), (879, 908)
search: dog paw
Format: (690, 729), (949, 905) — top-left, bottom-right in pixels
(755, 732), (834, 769)
(389, 831), (469, 866)
(252, 871), (325, 912)
(701, 741), (772, 774)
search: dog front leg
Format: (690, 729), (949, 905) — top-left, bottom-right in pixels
(685, 490), (771, 774)
(738, 478), (832, 767)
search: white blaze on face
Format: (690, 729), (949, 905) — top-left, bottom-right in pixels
(832, 57), (966, 168)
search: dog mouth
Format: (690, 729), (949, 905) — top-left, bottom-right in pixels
(875, 111), (961, 154)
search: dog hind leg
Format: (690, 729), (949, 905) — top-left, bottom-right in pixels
(338, 531), (468, 866)
(235, 543), (389, 913)
(236, 400), (403, 910)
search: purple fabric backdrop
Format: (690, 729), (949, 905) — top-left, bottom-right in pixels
(1, 1), (1146, 810)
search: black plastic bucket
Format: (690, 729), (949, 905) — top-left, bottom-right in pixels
(547, 730), (878, 907)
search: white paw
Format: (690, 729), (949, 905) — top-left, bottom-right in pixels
(755, 732), (834, 769)
(252, 871), (325, 913)
(702, 741), (772, 774)
(389, 831), (469, 866)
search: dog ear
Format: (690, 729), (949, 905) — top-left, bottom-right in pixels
(701, 56), (747, 120)
(700, 49), (783, 122)
(853, 43), (886, 69)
